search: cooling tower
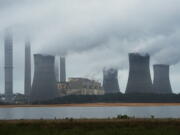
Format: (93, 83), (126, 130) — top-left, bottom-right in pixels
(125, 53), (153, 94)
(153, 64), (172, 94)
(24, 40), (31, 97)
(103, 68), (120, 93)
(30, 54), (58, 102)
(60, 56), (66, 82)
(4, 30), (13, 101)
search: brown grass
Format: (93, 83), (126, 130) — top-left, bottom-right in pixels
(1, 119), (180, 135)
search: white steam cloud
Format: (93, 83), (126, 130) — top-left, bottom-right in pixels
(0, 0), (180, 93)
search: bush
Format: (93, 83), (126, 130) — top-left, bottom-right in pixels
(117, 114), (130, 119)
(151, 115), (155, 119)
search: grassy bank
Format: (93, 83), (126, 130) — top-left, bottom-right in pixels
(0, 119), (180, 135)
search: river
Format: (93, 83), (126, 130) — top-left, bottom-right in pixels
(0, 106), (180, 119)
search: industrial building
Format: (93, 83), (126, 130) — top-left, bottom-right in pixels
(57, 57), (104, 96)
(153, 64), (173, 94)
(24, 39), (31, 97)
(1, 30), (176, 104)
(103, 68), (120, 93)
(30, 54), (58, 102)
(4, 30), (13, 101)
(126, 53), (153, 94)
(57, 78), (104, 96)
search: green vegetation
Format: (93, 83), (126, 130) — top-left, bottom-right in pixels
(37, 93), (180, 104)
(0, 119), (180, 135)
(117, 114), (130, 119)
(2, 93), (180, 105)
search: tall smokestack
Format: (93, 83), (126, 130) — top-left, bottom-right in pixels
(4, 30), (13, 101)
(24, 39), (31, 97)
(103, 68), (120, 93)
(30, 54), (58, 102)
(153, 64), (173, 94)
(60, 56), (66, 82)
(55, 56), (60, 82)
(126, 53), (153, 94)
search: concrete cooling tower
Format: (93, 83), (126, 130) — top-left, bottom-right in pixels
(30, 54), (58, 102)
(103, 68), (120, 93)
(125, 53), (153, 94)
(153, 64), (172, 94)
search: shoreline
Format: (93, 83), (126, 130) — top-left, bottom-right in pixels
(1, 103), (180, 108)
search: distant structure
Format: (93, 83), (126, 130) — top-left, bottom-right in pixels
(55, 56), (60, 82)
(153, 64), (172, 94)
(103, 68), (120, 93)
(57, 77), (104, 96)
(24, 40), (31, 97)
(4, 30), (13, 101)
(60, 56), (66, 82)
(126, 53), (153, 94)
(30, 54), (58, 102)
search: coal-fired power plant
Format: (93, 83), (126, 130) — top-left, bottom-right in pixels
(4, 30), (13, 101)
(126, 53), (153, 94)
(30, 54), (58, 102)
(153, 64), (173, 94)
(60, 56), (66, 82)
(24, 40), (31, 96)
(103, 68), (120, 93)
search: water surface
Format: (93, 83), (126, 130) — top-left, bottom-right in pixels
(0, 106), (179, 119)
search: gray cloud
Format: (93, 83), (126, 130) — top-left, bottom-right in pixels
(0, 0), (180, 93)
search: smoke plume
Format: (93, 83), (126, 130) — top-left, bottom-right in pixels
(0, 0), (180, 93)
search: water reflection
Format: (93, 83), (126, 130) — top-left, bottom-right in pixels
(0, 106), (180, 120)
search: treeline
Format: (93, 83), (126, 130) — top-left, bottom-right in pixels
(34, 93), (180, 104)
(0, 101), (8, 105)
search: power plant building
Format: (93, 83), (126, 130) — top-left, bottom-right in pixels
(30, 54), (58, 102)
(24, 40), (31, 96)
(4, 30), (13, 101)
(126, 53), (153, 94)
(153, 64), (172, 94)
(60, 56), (66, 82)
(57, 78), (104, 96)
(103, 68), (120, 93)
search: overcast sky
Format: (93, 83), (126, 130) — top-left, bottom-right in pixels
(0, 0), (180, 94)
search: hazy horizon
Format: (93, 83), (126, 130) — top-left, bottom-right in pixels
(0, 0), (180, 94)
